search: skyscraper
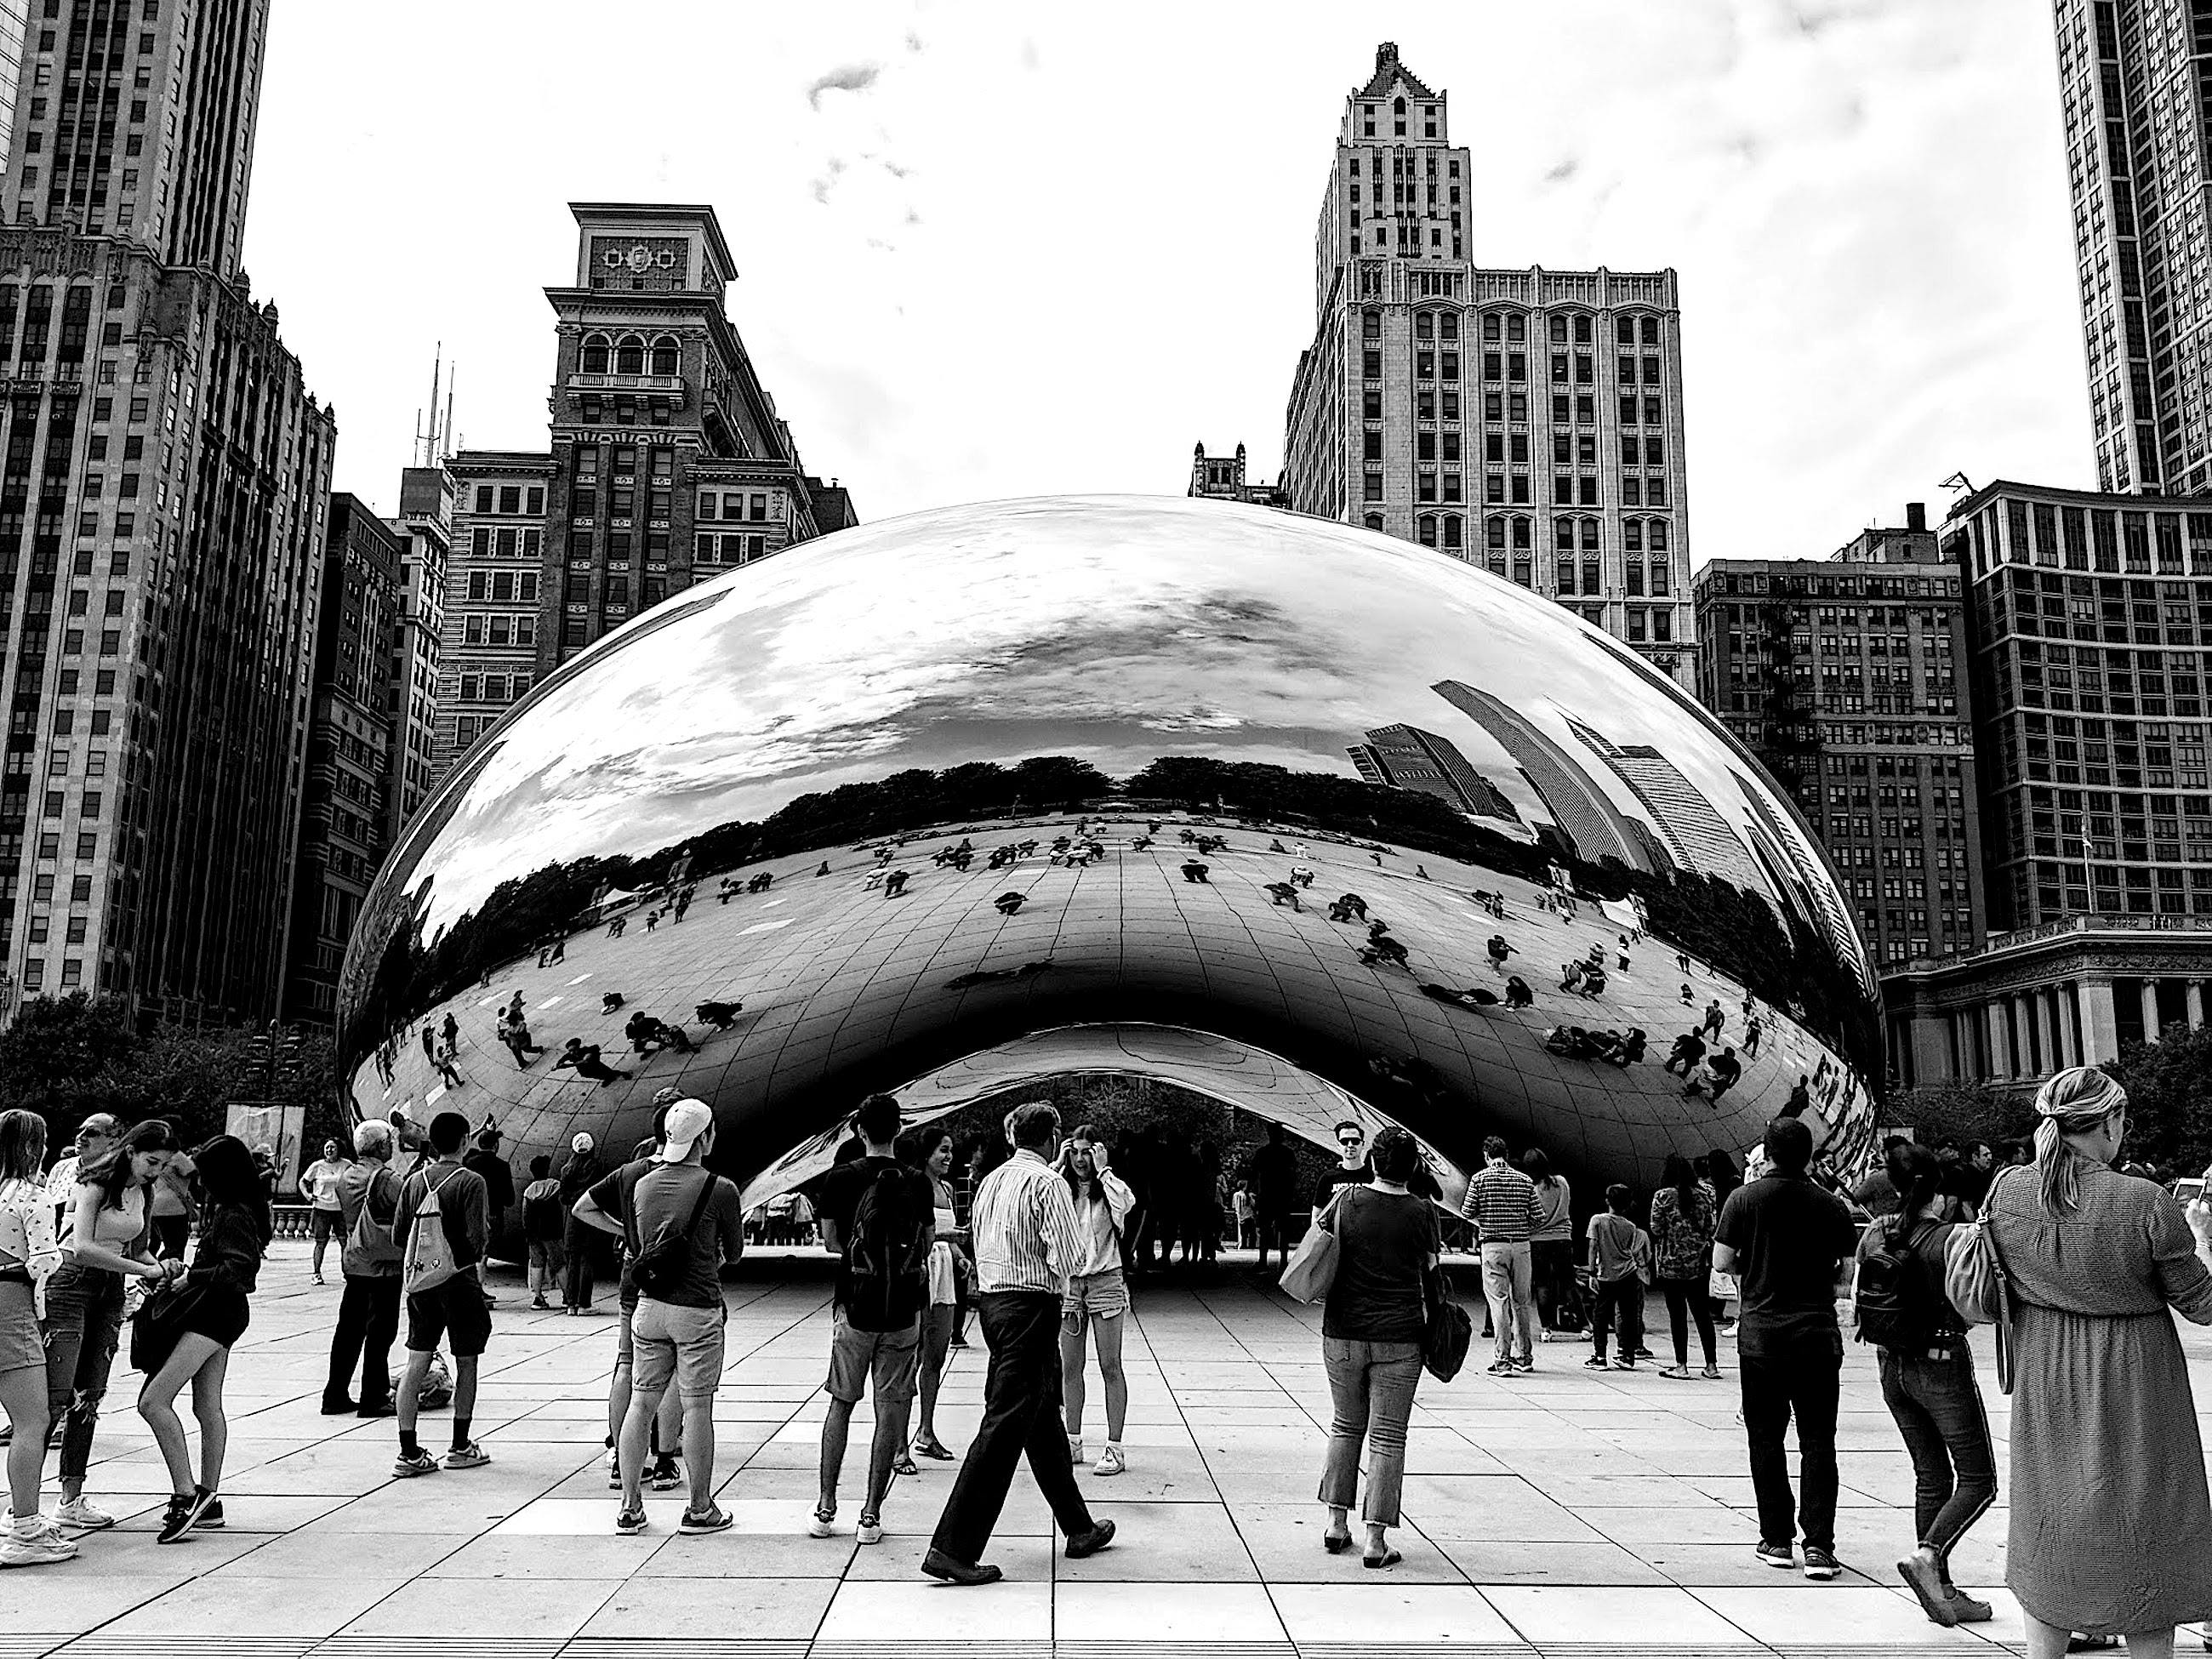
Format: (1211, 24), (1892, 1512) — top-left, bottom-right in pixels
(0, 0), (335, 1021)
(385, 465), (451, 848)
(1564, 716), (1766, 898)
(0, 3), (30, 179)
(285, 495), (399, 1024)
(1348, 721), (1519, 821)
(1284, 43), (1694, 684)
(1431, 681), (1649, 869)
(2054, 2), (2212, 493)
(433, 203), (855, 785)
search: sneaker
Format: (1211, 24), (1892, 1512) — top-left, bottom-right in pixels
(54, 1497), (116, 1531)
(1899, 1554), (1957, 1625)
(531, 1297), (551, 1310)
(197, 1498), (225, 1530)
(442, 1443), (491, 1471)
(156, 1488), (212, 1545)
(1582, 1355), (1610, 1371)
(607, 1459), (623, 1490)
(1068, 1438), (1084, 1465)
(312, 1273), (325, 1286)
(1611, 1358), (1637, 1371)
(1490, 1360), (1519, 1376)
(391, 1451), (442, 1479)
(649, 1459), (683, 1491)
(1755, 1539), (1795, 1571)
(615, 1505), (648, 1535)
(0, 1522), (77, 1566)
(1700, 1365), (1725, 1380)
(1511, 1355), (1534, 1373)
(857, 1514), (884, 1545)
(809, 1507), (837, 1538)
(1945, 1591), (1993, 1625)
(681, 1503), (733, 1534)
(1094, 1445), (1126, 1477)
(1802, 1545), (1840, 1581)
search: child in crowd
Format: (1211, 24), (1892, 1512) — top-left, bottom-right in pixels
(520, 1156), (565, 1311)
(1584, 1184), (1647, 1371)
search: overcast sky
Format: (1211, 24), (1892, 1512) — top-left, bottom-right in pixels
(244, 0), (2089, 562)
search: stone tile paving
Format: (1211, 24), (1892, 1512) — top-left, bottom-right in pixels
(9, 1240), (2212, 1659)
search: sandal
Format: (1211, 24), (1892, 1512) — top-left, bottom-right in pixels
(1323, 1528), (1352, 1554)
(892, 1452), (919, 1477)
(1363, 1548), (1403, 1570)
(913, 1436), (955, 1461)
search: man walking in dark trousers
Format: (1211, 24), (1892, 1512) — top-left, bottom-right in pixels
(1713, 1116), (1858, 1581)
(923, 1102), (1117, 1585)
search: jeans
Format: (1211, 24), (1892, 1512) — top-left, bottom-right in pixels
(1878, 1347), (1997, 1569)
(1740, 1333), (1842, 1552)
(40, 1262), (123, 1484)
(930, 1291), (1095, 1565)
(1531, 1239), (1576, 1329)
(562, 1217), (596, 1308)
(1319, 1337), (1422, 1525)
(1591, 1278), (1644, 1360)
(1479, 1240), (1534, 1365)
(1661, 1276), (1718, 1367)
(326, 1272), (402, 1409)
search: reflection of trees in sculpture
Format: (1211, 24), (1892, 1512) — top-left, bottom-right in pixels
(344, 751), (1875, 1092)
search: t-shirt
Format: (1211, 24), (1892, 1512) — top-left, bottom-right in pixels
(302, 1159), (347, 1211)
(1314, 1160), (1371, 1209)
(814, 1154), (937, 1324)
(1251, 1143), (1299, 1212)
(393, 1160), (489, 1278)
(1714, 1174), (1858, 1356)
(585, 1160), (746, 1309)
(1321, 1184), (1439, 1343)
(1587, 1212), (1643, 1282)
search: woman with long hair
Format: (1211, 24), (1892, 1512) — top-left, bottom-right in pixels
(1521, 1148), (1576, 1337)
(1985, 1067), (2212, 1657)
(0, 1110), (71, 1565)
(1315, 1125), (1439, 1569)
(135, 1135), (271, 1545)
(43, 1118), (182, 1531)
(1648, 1153), (1719, 1379)
(897, 1125), (968, 1467)
(1058, 1124), (1135, 1476)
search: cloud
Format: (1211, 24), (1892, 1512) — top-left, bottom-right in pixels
(808, 156), (848, 205)
(904, 30), (924, 53)
(805, 62), (881, 110)
(1542, 157), (1580, 186)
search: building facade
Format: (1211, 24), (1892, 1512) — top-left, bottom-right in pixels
(1189, 441), (1287, 507)
(0, 0), (334, 1024)
(1347, 721), (1518, 823)
(430, 203), (852, 785)
(1283, 43), (1692, 683)
(2053, 0), (2212, 494)
(284, 493), (396, 1023)
(384, 465), (448, 847)
(1692, 505), (1987, 971)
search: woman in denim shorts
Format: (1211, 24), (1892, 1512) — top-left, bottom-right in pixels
(1057, 1126), (1136, 1478)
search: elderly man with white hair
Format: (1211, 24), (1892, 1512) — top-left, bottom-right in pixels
(322, 1119), (404, 1417)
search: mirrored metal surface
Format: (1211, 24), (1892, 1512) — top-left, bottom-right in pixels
(339, 496), (1881, 1204)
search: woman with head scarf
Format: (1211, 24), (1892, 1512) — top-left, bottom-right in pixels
(1985, 1067), (2212, 1657)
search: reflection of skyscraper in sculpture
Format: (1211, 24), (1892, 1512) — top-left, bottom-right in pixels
(1733, 771), (1869, 983)
(1431, 682), (1650, 871)
(1348, 725), (1521, 822)
(1563, 717), (1768, 900)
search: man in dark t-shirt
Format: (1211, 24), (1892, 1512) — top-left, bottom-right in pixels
(1314, 1120), (1372, 1212)
(1713, 1117), (1858, 1579)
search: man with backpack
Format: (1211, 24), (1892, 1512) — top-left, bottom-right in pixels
(1853, 1143), (1997, 1628)
(390, 1110), (493, 1479)
(811, 1092), (936, 1547)
(322, 1120), (402, 1417)
(573, 1098), (746, 1536)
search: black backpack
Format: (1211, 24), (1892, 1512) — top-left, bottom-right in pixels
(843, 1162), (929, 1330)
(1854, 1216), (1946, 1351)
(624, 1166), (718, 1300)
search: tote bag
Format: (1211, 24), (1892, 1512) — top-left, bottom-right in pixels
(1942, 1166), (2019, 1394)
(1278, 1191), (1344, 1303)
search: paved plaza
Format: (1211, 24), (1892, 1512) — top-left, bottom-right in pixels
(12, 1242), (2209, 1659)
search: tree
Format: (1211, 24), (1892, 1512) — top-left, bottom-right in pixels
(2105, 1028), (2212, 1176)
(1889, 1078), (2027, 1150)
(0, 991), (140, 1111)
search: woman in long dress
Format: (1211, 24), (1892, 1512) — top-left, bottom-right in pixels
(1985, 1067), (2212, 1657)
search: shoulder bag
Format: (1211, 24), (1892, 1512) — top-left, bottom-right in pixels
(1421, 1262), (1473, 1382)
(1941, 1165), (2019, 1393)
(1278, 1189), (1345, 1303)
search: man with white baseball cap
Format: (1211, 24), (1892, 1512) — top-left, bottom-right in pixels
(573, 1099), (745, 1535)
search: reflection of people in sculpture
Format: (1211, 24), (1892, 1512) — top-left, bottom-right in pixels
(1289, 865), (1314, 887)
(1783, 1075), (1811, 1117)
(1664, 1029), (1706, 1076)
(994, 892), (1025, 915)
(818, 861), (831, 877)
(1269, 839), (1288, 853)
(554, 1039), (630, 1086)
(1600, 1029), (1646, 1066)
(1679, 982), (1694, 1005)
(1180, 861), (1209, 884)
(1131, 836), (1153, 852)
(624, 1011), (694, 1057)
(1486, 935), (1514, 970)
(1559, 960), (1586, 994)
(1360, 933), (1409, 969)
(607, 913), (627, 938)
(1503, 975), (1534, 1009)
(1702, 999), (1725, 1040)
(1743, 1016), (1763, 1059)
(1328, 893), (1368, 922)
(601, 991), (625, 1015)
(671, 886), (693, 923)
(1264, 881), (1301, 910)
(1421, 982), (1498, 1009)
(694, 1000), (742, 1030)
(1578, 965), (1607, 998)
(1703, 1046), (1742, 1099)
(884, 869), (911, 897)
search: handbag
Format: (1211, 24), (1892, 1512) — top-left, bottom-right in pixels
(1421, 1264), (1473, 1382)
(1942, 1166), (2019, 1394)
(1278, 1189), (1345, 1303)
(128, 1280), (204, 1375)
(1707, 1266), (1740, 1303)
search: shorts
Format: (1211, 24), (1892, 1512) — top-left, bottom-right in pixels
(1061, 1267), (1129, 1320)
(824, 1307), (920, 1405)
(632, 1297), (727, 1400)
(0, 1276), (41, 1371)
(311, 1208), (342, 1245)
(405, 1274), (492, 1359)
(179, 1286), (252, 1350)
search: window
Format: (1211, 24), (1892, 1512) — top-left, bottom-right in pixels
(580, 334), (609, 373)
(614, 334), (645, 374)
(650, 335), (679, 374)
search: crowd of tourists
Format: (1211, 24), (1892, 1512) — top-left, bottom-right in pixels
(8, 1072), (2212, 1653)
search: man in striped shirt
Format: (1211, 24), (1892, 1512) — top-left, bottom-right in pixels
(924, 1103), (1117, 1585)
(1462, 1137), (1544, 1376)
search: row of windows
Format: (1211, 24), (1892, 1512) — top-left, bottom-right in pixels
(462, 570), (539, 603)
(456, 672), (533, 705)
(1362, 310), (1665, 347)
(697, 533), (768, 564)
(459, 613), (535, 647)
(697, 491), (778, 522)
(471, 485), (545, 516)
(578, 334), (681, 377)
(466, 527), (542, 559)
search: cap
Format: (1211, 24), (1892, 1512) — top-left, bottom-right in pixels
(571, 1132), (596, 1154)
(657, 1099), (714, 1163)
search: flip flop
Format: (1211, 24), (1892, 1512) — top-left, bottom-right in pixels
(1363, 1548), (1403, 1570)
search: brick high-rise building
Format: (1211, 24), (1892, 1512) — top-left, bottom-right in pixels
(433, 202), (853, 784)
(2053, 1), (2212, 494)
(1283, 43), (1693, 684)
(285, 494), (397, 1023)
(1692, 505), (1985, 973)
(384, 465), (449, 847)
(0, 0), (334, 1022)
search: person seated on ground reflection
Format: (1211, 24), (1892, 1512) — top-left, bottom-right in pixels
(994, 892), (1025, 916)
(1503, 975), (1534, 1009)
(1329, 893), (1369, 923)
(1290, 865), (1314, 888)
(1420, 982), (1499, 1010)
(1360, 933), (1410, 969)
(554, 1039), (632, 1087)
(817, 862), (830, 877)
(1600, 1028), (1646, 1067)
(1265, 882), (1302, 910)
(884, 870), (911, 898)
(1578, 964), (1607, 998)
(625, 1011), (695, 1058)
(1180, 861), (1210, 884)
(1559, 960), (1587, 994)
(601, 992), (626, 1016)
(694, 1001), (742, 1031)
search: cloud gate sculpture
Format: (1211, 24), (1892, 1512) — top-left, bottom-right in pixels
(337, 496), (1881, 1207)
